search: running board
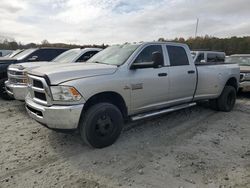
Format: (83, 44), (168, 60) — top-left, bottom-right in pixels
(131, 102), (197, 121)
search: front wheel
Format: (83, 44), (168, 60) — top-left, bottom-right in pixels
(216, 86), (236, 112)
(79, 103), (123, 148)
(0, 81), (14, 100)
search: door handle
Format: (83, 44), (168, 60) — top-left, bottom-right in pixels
(158, 73), (168, 77)
(187, 70), (195, 74)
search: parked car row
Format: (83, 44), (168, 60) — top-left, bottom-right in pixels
(0, 47), (69, 99)
(0, 43), (241, 148)
(5, 48), (102, 100)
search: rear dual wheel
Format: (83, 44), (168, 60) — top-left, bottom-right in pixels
(209, 86), (236, 112)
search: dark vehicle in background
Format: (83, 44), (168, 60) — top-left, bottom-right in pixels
(5, 48), (102, 100)
(0, 48), (68, 99)
(226, 54), (250, 92)
(192, 51), (225, 64)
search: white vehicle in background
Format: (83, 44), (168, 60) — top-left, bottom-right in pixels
(226, 54), (250, 92)
(0, 50), (13, 57)
(4, 49), (24, 58)
(192, 51), (225, 63)
(5, 48), (102, 100)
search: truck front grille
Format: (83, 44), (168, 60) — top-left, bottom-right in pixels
(33, 80), (44, 89)
(27, 75), (52, 106)
(34, 91), (47, 101)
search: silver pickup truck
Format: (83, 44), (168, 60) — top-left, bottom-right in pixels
(25, 42), (240, 148)
(5, 48), (101, 100)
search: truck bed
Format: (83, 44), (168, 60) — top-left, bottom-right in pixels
(194, 63), (240, 101)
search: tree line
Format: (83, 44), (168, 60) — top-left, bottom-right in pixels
(0, 39), (108, 51)
(0, 36), (250, 55)
(159, 36), (250, 55)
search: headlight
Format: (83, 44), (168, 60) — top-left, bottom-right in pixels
(241, 73), (250, 81)
(50, 86), (82, 101)
(245, 73), (250, 80)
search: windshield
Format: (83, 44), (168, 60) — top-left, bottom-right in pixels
(14, 49), (36, 60)
(226, 56), (250, 66)
(53, 49), (81, 63)
(9, 49), (23, 58)
(87, 44), (140, 66)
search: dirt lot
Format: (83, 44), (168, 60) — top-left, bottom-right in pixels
(0, 94), (250, 188)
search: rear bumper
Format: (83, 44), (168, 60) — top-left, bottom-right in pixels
(5, 81), (27, 100)
(25, 97), (84, 129)
(240, 81), (250, 92)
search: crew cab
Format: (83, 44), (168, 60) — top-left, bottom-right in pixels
(192, 51), (225, 63)
(0, 48), (68, 99)
(5, 48), (102, 100)
(226, 54), (250, 91)
(25, 42), (240, 148)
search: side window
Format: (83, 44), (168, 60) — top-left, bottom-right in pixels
(26, 49), (65, 62)
(216, 54), (225, 62)
(77, 51), (99, 62)
(195, 53), (205, 63)
(166, 46), (189, 66)
(134, 45), (163, 64)
(25, 50), (43, 61)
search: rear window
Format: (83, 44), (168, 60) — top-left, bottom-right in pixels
(207, 53), (225, 62)
(166, 46), (189, 66)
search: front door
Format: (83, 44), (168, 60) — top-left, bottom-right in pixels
(129, 45), (170, 114)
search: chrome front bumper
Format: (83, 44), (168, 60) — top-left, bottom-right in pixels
(25, 97), (84, 129)
(240, 81), (250, 92)
(5, 81), (28, 100)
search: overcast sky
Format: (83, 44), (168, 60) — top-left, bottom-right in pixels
(0, 0), (249, 44)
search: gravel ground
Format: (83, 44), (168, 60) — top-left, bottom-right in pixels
(0, 93), (250, 188)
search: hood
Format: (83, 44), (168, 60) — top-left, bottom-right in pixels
(29, 63), (118, 85)
(0, 58), (17, 64)
(9, 61), (52, 71)
(240, 66), (250, 73)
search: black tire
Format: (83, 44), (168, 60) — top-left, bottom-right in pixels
(0, 81), (14, 100)
(217, 86), (236, 112)
(79, 103), (123, 148)
(209, 99), (218, 111)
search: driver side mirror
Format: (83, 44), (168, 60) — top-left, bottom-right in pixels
(152, 51), (164, 68)
(28, 56), (38, 61)
(130, 51), (164, 69)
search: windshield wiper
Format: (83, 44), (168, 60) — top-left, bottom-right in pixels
(93, 61), (107, 65)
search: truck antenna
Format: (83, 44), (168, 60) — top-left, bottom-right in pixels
(195, 18), (199, 38)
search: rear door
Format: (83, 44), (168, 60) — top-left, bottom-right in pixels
(166, 45), (196, 105)
(129, 44), (170, 113)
